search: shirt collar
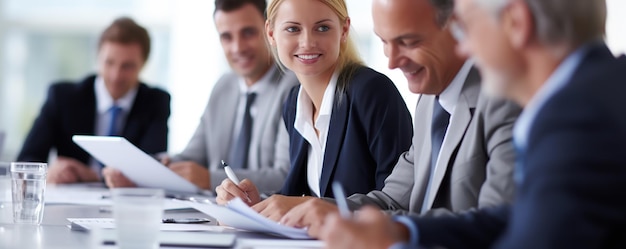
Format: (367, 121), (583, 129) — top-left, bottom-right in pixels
(95, 76), (139, 114)
(438, 59), (474, 115)
(513, 44), (590, 150)
(294, 70), (339, 132)
(238, 65), (277, 95)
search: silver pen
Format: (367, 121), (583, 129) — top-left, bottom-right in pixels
(222, 160), (252, 203)
(332, 182), (351, 219)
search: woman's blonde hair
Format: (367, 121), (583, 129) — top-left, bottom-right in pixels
(266, 0), (364, 97)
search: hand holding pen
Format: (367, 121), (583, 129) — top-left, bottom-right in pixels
(215, 160), (261, 205)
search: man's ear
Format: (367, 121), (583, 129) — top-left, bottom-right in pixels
(503, 0), (534, 49)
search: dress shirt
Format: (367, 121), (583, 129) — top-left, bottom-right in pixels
(294, 71), (339, 197)
(512, 44), (588, 183)
(90, 76), (138, 175)
(229, 66), (276, 169)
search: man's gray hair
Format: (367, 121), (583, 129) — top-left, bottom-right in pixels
(480, 0), (607, 49)
(428, 0), (455, 27)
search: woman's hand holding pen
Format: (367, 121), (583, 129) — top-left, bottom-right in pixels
(215, 178), (261, 206)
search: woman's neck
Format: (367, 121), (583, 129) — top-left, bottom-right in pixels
(298, 67), (336, 115)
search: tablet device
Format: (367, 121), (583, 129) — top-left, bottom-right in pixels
(72, 135), (200, 193)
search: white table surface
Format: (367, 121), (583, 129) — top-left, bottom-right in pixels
(0, 184), (323, 249)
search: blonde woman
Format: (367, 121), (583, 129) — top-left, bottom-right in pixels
(216, 0), (412, 221)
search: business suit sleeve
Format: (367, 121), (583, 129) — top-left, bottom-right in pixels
(353, 72), (413, 190)
(411, 205), (510, 249)
(17, 85), (61, 162)
(492, 93), (626, 249)
(135, 90), (170, 154)
(211, 117), (291, 192)
(344, 146), (415, 211)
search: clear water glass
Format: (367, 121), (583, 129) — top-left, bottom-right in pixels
(11, 162), (47, 225)
(112, 188), (164, 249)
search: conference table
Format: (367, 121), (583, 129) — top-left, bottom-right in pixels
(0, 184), (324, 249)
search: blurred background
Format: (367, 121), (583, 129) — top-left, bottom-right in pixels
(0, 0), (625, 161)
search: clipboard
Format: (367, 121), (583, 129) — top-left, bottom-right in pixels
(72, 135), (200, 193)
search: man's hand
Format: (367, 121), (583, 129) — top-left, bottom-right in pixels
(102, 167), (137, 188)
(319, 207), (410, 249)
(280, 198), (340, 237)
(46, 156), (99, 184)
(168, 161), (211, 190)
(252, 195), (315, 222)
(215, 178), (261, 206)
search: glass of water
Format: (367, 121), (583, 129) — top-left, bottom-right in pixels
(112, 188), (164, 249)
(10, 162), (47, 225)
(0, 162), (12, 223)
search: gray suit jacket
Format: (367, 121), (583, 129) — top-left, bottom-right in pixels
(345, 69), (521, 217)
(171, 65), (298, 192)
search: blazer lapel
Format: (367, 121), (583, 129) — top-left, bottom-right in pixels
(318, 93), (350, 197)
(216, 83), (241, 158)
(250, 67), (282, 155)
(123, 85), (146, 141)
(423, 69), (481, 210)
(283, 127), (310, 196)
(80, 80), (97, 135)
(409, 94), (438, 211)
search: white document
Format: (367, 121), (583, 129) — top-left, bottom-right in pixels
(72, 135), (199, 193)
(184, 198), (311, 239)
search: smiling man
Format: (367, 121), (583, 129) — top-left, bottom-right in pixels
(103, 0), (298, 192)
(18, 17), (170, 184)
(319, 0), (626, 248)
(277, 0), (521, 237)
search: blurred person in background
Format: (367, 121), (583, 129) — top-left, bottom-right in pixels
(18, 17), (170, 184)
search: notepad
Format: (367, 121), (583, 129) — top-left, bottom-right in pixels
(184, 198), (311, 239)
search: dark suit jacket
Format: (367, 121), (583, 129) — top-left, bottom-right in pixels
(410, 44), (626, 249)
(280, 66), (413, 198)
(18, 75), (171, 166)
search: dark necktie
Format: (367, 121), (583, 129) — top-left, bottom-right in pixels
(107, 105), (123, 136)
(430, 97), (450, 170)
(421, 97), (450, 212)
(229, 93), (257, 169)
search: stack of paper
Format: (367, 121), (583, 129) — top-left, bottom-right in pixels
(185, 198), (311, 239)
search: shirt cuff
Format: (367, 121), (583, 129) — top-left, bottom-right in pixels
(393, 216), (419, 248)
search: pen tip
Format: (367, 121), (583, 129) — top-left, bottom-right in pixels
(221, 160), (228, 167)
